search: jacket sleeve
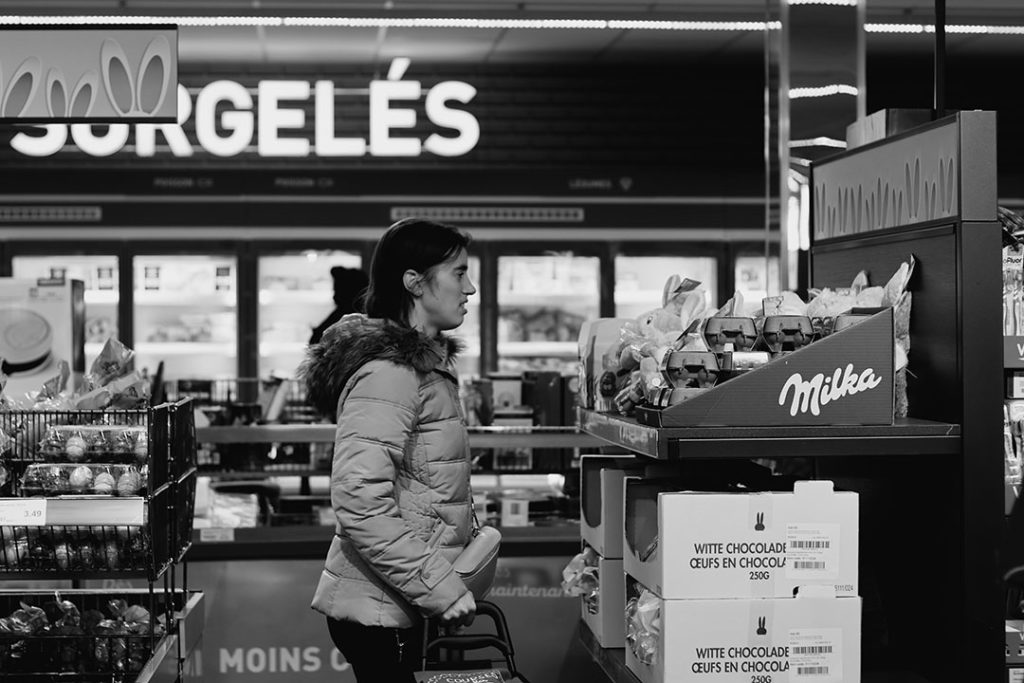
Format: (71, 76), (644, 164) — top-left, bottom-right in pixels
(330, 360), (467, 617)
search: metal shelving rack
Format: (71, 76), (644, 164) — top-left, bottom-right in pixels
(577, 111), (1003, 683)
(0, 399), (203, 682)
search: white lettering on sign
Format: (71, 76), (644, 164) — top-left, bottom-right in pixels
(219, 646), (323, 673)
(10, 59), (479, 159)
(1017, 342), (1024, 359)
(778, 364), (883, 417)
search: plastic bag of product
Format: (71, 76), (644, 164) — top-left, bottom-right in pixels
(762, 291), (807, 317)
(625, 588), (661, 666)
(86, 339), (135, 390)
(561, 546), (599, 598)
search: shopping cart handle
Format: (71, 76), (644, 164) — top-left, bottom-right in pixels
(426, 635), (510, 656)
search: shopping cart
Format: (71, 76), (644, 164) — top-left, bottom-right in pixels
(417, 600), (530, 683)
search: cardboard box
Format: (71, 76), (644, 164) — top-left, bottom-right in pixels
(0, 278), (85, 401)
(624, 585), (862, 683)
(577, 318), (631, 410)
(624, 479), (858, 600)
(580, 454), (642, 558)
(581, 554), (626, 648)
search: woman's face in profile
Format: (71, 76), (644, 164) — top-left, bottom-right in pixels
(421, 249), (477, 332)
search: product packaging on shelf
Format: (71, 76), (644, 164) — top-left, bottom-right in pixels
(580, 454), (642, 558)
(582, 552), (626, 648)
(0, 278), (85, 402)
(624, 578), (862, 683)
(577, 318), (632, 411)
(623, 478), (858, 600)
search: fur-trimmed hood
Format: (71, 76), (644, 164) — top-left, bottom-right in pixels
(300, 314), (463, 416)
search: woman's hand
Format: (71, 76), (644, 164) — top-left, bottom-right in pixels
(440, 591), (476, 628)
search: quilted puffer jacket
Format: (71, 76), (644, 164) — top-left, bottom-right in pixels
(300, 314), (473, 627)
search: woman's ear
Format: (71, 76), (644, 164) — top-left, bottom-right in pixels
(403, 269), (423, 297)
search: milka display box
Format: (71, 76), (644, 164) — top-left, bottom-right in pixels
(581, 455), (642, 558)
(624, 479), (858, 600)
(581, 555), (626, 648)
(0, 278), (85, 400)
(635, 307), (894, 428)
(625, 585), (862, 683)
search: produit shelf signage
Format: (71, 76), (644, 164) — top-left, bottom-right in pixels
(9, 59), (479, 159)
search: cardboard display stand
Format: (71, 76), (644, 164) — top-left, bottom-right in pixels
(635, 308), (895, 428)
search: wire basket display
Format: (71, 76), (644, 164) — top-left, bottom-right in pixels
(0, 589), (179, 681)
(0, 400), (197, 580)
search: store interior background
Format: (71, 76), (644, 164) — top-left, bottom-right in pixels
(0, 1), (1023, 682)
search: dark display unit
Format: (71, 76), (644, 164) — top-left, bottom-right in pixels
(577, 111), (1003, 682)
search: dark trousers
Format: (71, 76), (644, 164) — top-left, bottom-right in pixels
(327, 617), (423, 683)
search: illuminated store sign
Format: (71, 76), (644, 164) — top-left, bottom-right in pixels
(10, 59), (479, 159)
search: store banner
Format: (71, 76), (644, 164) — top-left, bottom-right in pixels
(0, 27), (177, 123)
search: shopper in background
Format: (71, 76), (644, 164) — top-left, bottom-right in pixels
(308, 266), (369, 345)
(300, 218), (478, 683)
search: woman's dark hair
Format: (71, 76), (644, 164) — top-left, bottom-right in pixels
(364, 218), (471, 324)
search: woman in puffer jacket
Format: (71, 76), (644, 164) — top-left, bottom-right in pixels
(300, 218), (478, 683)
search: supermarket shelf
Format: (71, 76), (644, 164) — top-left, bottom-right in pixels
(500, 292), (595, 306)
(577, 621), (932, 683)
(84, 290), (118, 305)
(578, 408), (961, 459)
(498, 341), (577, 356)
(259, 341), (308, 355)
(196, 424), (602, 449)
(136, 342), (235, 355)
(258, 289), (331, 305)
(613, 289), (662, 306)
(185, 522), (580, 561)
(135, 290), (236, 306)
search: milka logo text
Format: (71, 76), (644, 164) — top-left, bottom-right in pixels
(778, 364), (883, 417)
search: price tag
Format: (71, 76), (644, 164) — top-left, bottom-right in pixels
(199, 527), (235, 543)
(0, 499), (47, 526)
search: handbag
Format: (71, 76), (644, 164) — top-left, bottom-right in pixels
(452, 510), (501, 600)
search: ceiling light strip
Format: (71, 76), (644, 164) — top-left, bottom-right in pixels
(0, 15), (780, 31)
(789, 84), (859, 99)
(786, 0), (858, 6)
(4, 16), (1024, 35)
(866, 23), (1024, 35)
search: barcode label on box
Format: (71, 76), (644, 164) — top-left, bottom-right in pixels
(789, 628), (841, 681)
(0, 499), (47, 526)
(786, 523), (840, 580)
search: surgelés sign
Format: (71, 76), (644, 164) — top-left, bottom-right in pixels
(10, 59), (479, 159)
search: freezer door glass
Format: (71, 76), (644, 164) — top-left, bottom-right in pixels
(258, 250), (362, 378)
(614, 255), (718, 320)
(133, 254), (238, 381)
(12, 255), (119, 371)
(497, 253), (598, 374)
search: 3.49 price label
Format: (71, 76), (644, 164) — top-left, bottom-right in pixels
(0, 499), (47, 526)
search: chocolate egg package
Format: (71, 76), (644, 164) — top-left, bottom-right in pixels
(41, 425), (148, 466)
(20, 463), (144, 497)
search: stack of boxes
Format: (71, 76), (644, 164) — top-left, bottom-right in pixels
(579, 455), (643, 647)
(620, 478), (862, 683)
